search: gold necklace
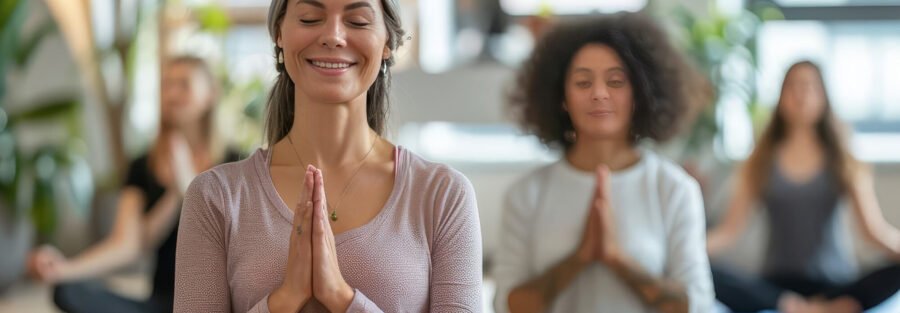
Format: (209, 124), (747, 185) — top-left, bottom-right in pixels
(286, 132), (378, 222)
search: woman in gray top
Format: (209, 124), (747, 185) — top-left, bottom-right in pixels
(707, 61), (900, 313)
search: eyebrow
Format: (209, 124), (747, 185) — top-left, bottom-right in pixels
(296, 0), (375, 12)
(572, 66), (626, 74)
(605, 67), (627, 74)
(573, 68), (592, 74)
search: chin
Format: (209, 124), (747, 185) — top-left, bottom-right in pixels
(305, 87), (363, 104)
(579, 127), (628, 142)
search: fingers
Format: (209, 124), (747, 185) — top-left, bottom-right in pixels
(314, 169), (335, 233)
(311, 169), (325, 238)
(313, 168), (327, 217)
(169, 133), (194, 173)
(31, 251), (58, 282)
(302, 170), (314, 239)
(311, 169), (337, 250)
(292, 166), (314, 225)
(290, 167), (314, 252)
(594, 165), (610, 199)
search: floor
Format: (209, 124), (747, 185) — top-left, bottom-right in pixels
(0, 272), (150, 313)
(3, 275), (898, 313)
(0, 275), (493, 313)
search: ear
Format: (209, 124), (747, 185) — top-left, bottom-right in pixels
(275, 21), (284, 49)
(382, 45), (391, 60)
(562, 101), (569, 112)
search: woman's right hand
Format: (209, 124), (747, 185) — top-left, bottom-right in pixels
(269, 166), (315, 313)
(26, 245), (69, 284)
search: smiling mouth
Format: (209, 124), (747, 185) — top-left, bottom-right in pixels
(307, 59), (356, 69)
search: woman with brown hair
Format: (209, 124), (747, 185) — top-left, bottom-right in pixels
(27, 56), (240, 313)
(494, 13), (714, 313)
(173, 0), (482, 312)
(707, 61), (900, 313)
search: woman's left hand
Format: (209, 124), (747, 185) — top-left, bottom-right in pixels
(310, 168), (354, 312)
(167, 132), (198, 196)
(591, 165), (624, 265)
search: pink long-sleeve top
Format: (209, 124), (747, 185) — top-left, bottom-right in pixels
(174, 147), (483, 313)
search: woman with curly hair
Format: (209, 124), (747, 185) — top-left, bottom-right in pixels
(493, 13), (714, 313)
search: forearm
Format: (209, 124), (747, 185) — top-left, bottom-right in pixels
(142, 190), (182, 250)
(267, 286), (309, 313)
(868, 222), (900, 259)
(607, 256), (689, 313)
(705, 227), (735, 257)
(58, 235), (141, 282)
(508, 254), (588, 313)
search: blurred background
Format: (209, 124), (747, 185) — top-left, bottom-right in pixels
(1, 0), (899, 312)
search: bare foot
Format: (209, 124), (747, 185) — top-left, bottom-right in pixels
(778, 292), (809, 313)
(823, 296), (862, 313)
(801, 299), (828, 313)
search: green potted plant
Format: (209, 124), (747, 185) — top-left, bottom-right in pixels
(0, 0), (92, 292)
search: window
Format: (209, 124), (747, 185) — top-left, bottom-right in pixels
(756, 20), (900, 161)
(499, 0), (647, 16)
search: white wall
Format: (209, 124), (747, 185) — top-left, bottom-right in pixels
(390, 62), (900, 274)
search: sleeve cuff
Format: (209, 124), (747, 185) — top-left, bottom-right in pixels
(344, 289), (382, 313)
(249, 294), (271, 313)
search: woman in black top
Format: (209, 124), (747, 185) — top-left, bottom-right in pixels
(26, 56), (239, 313)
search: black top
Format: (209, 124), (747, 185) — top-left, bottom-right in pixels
(124, 150), (242, 304)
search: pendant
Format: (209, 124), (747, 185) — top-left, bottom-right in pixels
(330, 210), (338, 222)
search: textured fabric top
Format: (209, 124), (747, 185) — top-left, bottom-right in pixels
(174, 146), (483, 313)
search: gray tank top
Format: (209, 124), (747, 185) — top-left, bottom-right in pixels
(761, 162), (857, 283)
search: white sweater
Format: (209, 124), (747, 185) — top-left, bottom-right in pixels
(493, 151), (714, 313)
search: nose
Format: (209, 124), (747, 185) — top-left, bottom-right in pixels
(592, 85), (611, 102)
(319, 19), (347, 49)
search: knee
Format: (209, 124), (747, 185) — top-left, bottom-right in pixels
(52, 282), (83, 312)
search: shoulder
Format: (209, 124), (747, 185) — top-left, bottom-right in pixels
(401, 149), (481, 233)
(638, 152), (704, 222)
(403, 148), (475, 197)
(643, 151), (700, 194)
(184, 149), (262, 210)
(501, 162), (557, 219)
(640, 152), (705, 226)
(506, 162), (555, 200)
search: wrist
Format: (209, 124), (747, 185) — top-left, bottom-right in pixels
(604, 252), (631, 273)
(322, 284), (354, 313)
(50, 260), (75, 283)
(568, 251), (591, 271)
(270, 285), (308, 313)
(598, 243), (626, 266)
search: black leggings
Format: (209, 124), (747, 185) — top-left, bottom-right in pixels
(712, 263), (900, 312)
(53, 281), (171, 313)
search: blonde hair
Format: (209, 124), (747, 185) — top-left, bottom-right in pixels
(154, 55), (225, 163)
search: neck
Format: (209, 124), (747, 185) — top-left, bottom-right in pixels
(159, 122), (209, 156)
(287, 92), (376, 168)
(565, 136), (640, 172)
(784, 123), (820, 148)
(182, 123), (208, 151)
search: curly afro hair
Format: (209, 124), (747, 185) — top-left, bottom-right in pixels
(508, 12), (711, 151)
